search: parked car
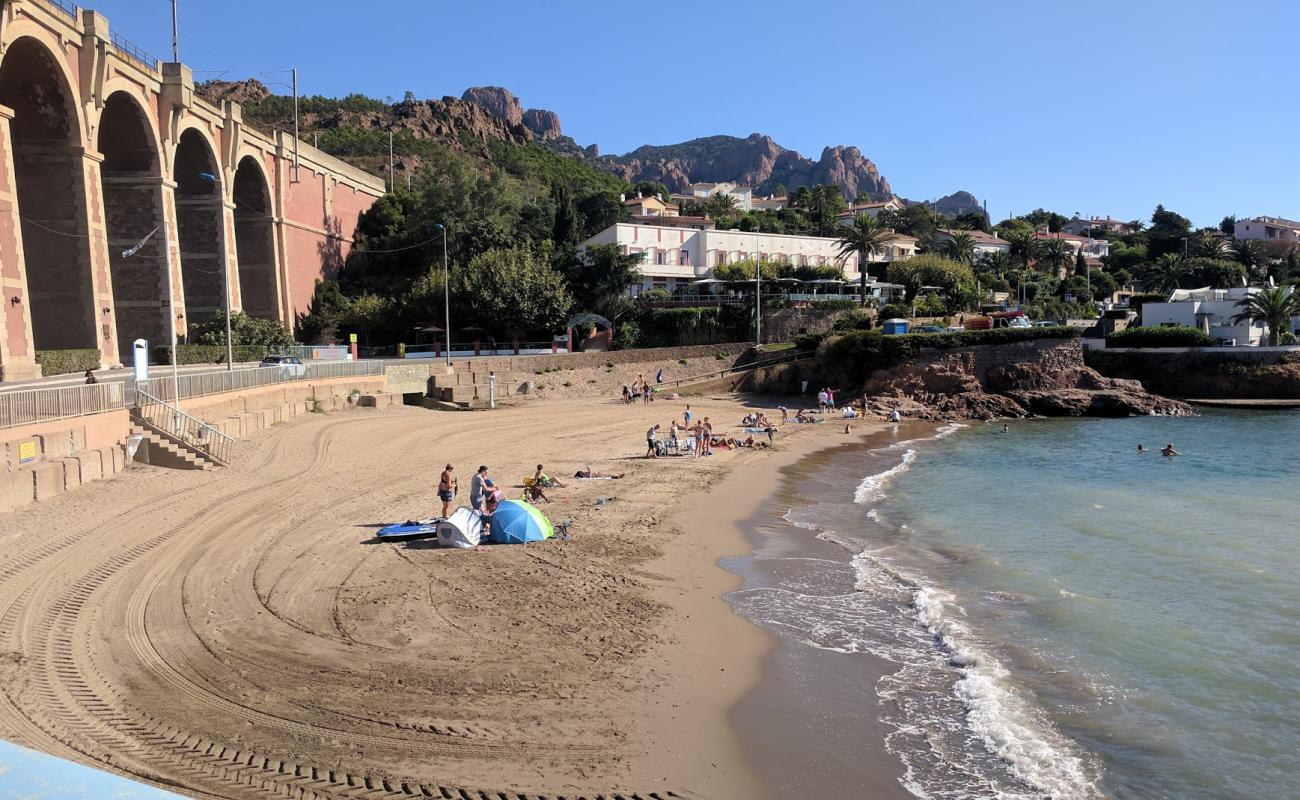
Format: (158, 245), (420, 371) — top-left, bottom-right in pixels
(260, 354), (306, 377)
(1033, 320), (1062, 328)
(913, 325), (946, 334)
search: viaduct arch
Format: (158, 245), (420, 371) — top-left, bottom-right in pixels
(0, 0), (385, 380)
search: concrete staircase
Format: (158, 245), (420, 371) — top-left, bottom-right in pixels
(426, 368), (532, 410)
(129, 422), (217, 471)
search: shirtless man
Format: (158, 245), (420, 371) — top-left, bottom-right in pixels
(438, 464), (456, 518)
(1161, 443), (1181, 457)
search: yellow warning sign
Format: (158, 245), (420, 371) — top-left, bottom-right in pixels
(18, 440), (37, 464)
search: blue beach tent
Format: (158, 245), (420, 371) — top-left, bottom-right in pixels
(487, 499), (555, 544)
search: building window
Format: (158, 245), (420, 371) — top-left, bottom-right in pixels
(718, 251), (727, 265)
(681, 249), (690, 266)
(656, 250), (666, 265)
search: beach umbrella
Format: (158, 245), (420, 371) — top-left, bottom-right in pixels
(487, 499), (555, 544)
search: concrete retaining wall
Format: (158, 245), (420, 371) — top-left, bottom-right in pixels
(0, 409), (132, 512)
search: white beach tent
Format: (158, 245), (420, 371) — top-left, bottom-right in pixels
(436, 506), (485, 548)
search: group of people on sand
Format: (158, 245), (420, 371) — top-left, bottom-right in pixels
(646, 403), (777, 459)
(623, 370), (665, 404)
(437, 462), (623, 518)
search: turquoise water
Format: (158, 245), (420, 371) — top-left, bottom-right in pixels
(729, 411), (1300, 798)
(877, 411), (1300, 798)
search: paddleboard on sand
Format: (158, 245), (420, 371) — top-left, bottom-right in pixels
(377, 518), (442, 540)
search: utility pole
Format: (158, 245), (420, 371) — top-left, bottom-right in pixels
(291, 67), (299, 182)
(437, 224), (451, 366)
(171, 0), (179, 61)
(755, 233), (762, 345)
(388, 131), (394, 191)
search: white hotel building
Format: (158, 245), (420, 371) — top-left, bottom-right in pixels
(580, 198), (916, 293)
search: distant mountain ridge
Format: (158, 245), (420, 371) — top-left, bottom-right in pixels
(199, 80), (976, 208)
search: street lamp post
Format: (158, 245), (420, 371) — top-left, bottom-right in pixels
(436, 224), (450, 365)
(754, 233), (762, 345)
(197, 172), (234, 370)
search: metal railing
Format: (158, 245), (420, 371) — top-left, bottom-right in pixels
(0, 383), (123, 430)
(109, 31), (157, 70)
(135, 389), (233, 465)
(43, 0), (79, 22)
(135, 360), (385, 403)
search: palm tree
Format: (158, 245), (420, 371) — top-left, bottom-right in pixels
(1139, 253), (1189, 295)
(1006, 231), (1041, 270)
(704, 192), (739, 220)
(939, 231), (976, 265)
(836, 214), (896, 306)
(1231, 287), (1300, 346)
(1193, 233), (1230, 259)
(1233, 239), (1265, 277)
(1038, 238), (1073, 278)
(1127, 219), (1146, 234)
(977, 250), (1014, 278)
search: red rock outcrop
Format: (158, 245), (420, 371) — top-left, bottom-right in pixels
(859, 339), (1192, 420)
(460, 86), (523, 126)
(522, 108), (562, 141)
(196, 78), (271, 106)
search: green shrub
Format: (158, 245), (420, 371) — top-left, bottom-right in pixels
(35, 349), (101, 376)
(188, 311), (293, 347)
(879, 303), (909, 320)
(1280, 332), (1297, 346)
(1105, 325), (1215, 348)
(152, 344), (270, 365)
(613, 321), (640, 350)
(832, 309), (876, 332)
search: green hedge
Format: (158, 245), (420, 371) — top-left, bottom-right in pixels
(1105, 325), (1216, 348)
(152, 344), (270, 365)
(630, 306), (751, 348)
(35, 348), (101, 376)
(818, 327), (1082, 386)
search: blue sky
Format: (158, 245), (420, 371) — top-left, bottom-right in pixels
(90, 0), (1298, 227)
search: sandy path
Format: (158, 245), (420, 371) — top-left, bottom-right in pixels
(0, 395), (853, 799)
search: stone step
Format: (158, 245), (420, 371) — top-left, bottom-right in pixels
(129, 424), (213, 471)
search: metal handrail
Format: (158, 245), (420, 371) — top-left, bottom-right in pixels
(667, 350), (812, 389)
(109, 30), (156, 69)
(135, 389), (233, 465)
(135, 360), (384, 403)
(0, 383), (123, 430)
(43, 0), (78, 22)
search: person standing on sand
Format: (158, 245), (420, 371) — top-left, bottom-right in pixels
(469, 465), (489, 512)
(646, 424), (660, 458)
(817, 388), (829, 413)
(669, 420), (680, 449)
(438, 464), (457, 518)
(778, 405), (788, 424)
(702, 417), (713, 455)
(693, 420), (704, 457)
(684, 404), (693, 426)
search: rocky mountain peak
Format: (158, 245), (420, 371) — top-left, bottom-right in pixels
(460, 86), (523, 126)
(196, 78), (271, 106)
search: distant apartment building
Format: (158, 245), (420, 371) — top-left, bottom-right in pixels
(1140, 286), (1295, 346)
(1060, 216), (1133, 237)
(579, 220), (916, 293)
(622, 195), (716, 229)
(1233, 216), (1300, 244)
(934, 228), (1011, 259)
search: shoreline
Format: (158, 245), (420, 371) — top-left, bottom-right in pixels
(631, 424), (871, 797)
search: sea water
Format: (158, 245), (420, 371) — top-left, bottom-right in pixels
(728, 410), (1300, 799)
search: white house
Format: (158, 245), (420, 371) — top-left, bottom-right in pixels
(1234, 216), (1300, 244)
(669, 181), (754, 210)
(579, 221), (915, 294)
(935, 228), (1011, 259)
(1139, 286), (1296, 346)
(1034, 231), (1110, 259)
(835, 198), (904, 223)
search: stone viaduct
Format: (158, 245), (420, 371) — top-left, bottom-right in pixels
(0, 0), (385, 380)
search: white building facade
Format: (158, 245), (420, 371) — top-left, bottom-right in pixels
(1139, 286), (1295, 346)
(581, 222), (918, 292)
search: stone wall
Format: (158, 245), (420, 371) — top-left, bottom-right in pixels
(1087, 349), (1300, 399)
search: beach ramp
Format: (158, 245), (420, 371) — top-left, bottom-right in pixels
(436, 507), (485, 548)
(487, 499), (555, 544)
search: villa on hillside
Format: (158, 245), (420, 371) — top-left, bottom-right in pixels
(1140, 286), (1297, 346)
(579, 219), (916, 295)
(665, 181), (791, 212)
(1233, 216), (1300, 244)
(1060, 216), (1133, 237)
(622, 195), (715, 229)
(934, 228), (1011, 258)
(1035, 230), (1110, 259)
(836, 197), (904, 222)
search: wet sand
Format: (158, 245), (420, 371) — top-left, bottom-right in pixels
(0, 393), (874, 799)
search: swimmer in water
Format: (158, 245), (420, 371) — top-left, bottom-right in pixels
(1161, 443), (1180, 457)
(1002, 423), (1009, 433)
(1137, 444), (1148, 452)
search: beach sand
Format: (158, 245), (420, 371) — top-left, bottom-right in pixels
(0, 393), (895, 799)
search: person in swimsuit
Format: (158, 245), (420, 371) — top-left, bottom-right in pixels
(438, 464), (456, 518)
(469, 465), (489, 511)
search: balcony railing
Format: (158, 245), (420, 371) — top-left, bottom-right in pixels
(135, 360), (385, 403)
(135, 389), (233, 466)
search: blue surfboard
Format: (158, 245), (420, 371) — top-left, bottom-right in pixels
(376, 519), (442, 540)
